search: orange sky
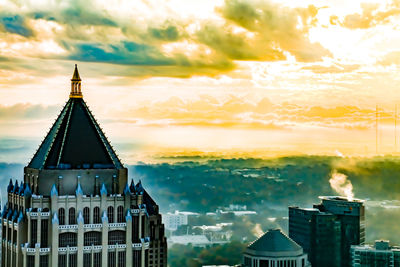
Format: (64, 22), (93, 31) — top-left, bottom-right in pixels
(1, 0), (400, 162)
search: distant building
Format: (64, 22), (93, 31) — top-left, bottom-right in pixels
(162, 210), (199, 231)
(169, 235), (210, 247)
(243, 229), (310, 267)
(351, 240), (400, 267)
(289, 196), (365, 267)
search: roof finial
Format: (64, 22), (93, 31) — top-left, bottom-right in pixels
(70, 64), (83, 98)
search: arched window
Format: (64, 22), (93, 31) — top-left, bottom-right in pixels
(59, 233), (77, 247)
(59, 208), (65, 225)
(117, 206), (124, 223)
(93, 207), (100, 224)
(69, 208), (76, 225)
(83, 207), (90, 224)
(107, 206), (114, 223)
(84, 231), (102, 246)
(108, 230), (126, 245)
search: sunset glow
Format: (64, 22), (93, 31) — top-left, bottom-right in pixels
(1, 0), (400, 162)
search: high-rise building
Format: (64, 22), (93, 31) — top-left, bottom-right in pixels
(351, 240), (400, 267)
(1, 65), (167, 267)
(243, 229), (310, 267)
(289, 196), (365, 267)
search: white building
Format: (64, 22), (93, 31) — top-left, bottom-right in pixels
(243, 229), (310, 267)
(162, 211), (199, 231)
(351, 240), (400, 267)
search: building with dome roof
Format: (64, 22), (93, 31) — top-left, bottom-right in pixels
(1, 65), (167, 267)
(243, 229), (310, 267)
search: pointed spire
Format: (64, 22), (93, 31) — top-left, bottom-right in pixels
(77, 211), (84, 224)
(72, 64), (81, 81)
(75, 182), (83, 196)
(17, 211), (24, 223)
(100, 183), (107, 196)
(24, 184), (32, 198)
(7, 179), (13, 193)
(126, 210), (132, 222)
(123, 183), (131, 195)
(13, 181), (19, 194)
(102, 211), (108, 223)
(18, 183), (25, 195)
(136, 180), (144, 194)
(51, 184), (58, 197)
(52, 212), (59, 224)
(70, 64), (83, 98)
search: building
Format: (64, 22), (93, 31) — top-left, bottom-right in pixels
(1, 65), (167, 267)
(168, 235), (211, 247)
(162, 211), (196, 231)
(351, 240), (400, 267)
(243, 229), (310, 267)
(289, 196), (365, 267)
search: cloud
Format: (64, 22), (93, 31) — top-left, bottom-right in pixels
(331, 1), (400, 29)
(378, 51), (400, 66)
(212, 0), (330, 62)
(0, 0), (331, 78)
(302, 63), (360, 74)
(113, 95), (390, 130)
(0, 14), (33, 37)
(0, 103), (58, 120)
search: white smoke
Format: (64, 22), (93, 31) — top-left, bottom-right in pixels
(329, 171), (354, 201)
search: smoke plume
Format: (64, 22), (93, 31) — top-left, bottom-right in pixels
(329, 171), (354, 201)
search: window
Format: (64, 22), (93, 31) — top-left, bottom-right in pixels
(31, 219), (37, 246)
(84, 231), (102, 246)
(93, 207), (101, 224)
(39, 255), (48, 267)
(13, 229), (17, 244)
(108, 230), (126, 245)
(69, 254), (77, 267)
(83, 207), (90, 224)
(69, 208), (76, 225)
(59, 255), (67, 267)
(107, 206), (114, 223)
(118, 251), (126, 267)
(40, 219), (48, 247)
(108, 252), (116, 267)
(27, 255), (35, 267)
(117, 206), (124, 223)
(94, 252), (102, 267)
(59, 233), (77, 247)
(59, 208), (65, 225)
(83, 253), (92, 267)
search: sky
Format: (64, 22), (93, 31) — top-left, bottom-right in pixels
(1, 0), (400, 163)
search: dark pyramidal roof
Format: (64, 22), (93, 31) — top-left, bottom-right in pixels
(248, 229), (302, 253)
(28, 66), (123, 170)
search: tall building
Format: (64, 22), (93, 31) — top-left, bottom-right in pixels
(351, 240), (400, 267)
(1, 65), (167, 267)
(289, 196), (365, 267)
(243, 229), (310, 267)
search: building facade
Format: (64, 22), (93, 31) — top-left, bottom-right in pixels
(1, 65), (167, 267)
(289, 196), (365, 267)
(243, 229), (310, 267)
(351, 240), (400, 267)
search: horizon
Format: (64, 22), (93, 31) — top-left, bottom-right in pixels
(2, 0), (400, 162)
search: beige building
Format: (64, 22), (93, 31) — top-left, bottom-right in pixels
(1, 65), (167, 267)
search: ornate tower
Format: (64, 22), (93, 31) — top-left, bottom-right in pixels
(1, 66), (167, 267)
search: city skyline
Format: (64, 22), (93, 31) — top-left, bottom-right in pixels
(2, 0), (400, 162)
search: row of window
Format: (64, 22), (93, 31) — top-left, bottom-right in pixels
(58, 206), (125, 225)
(59, 230), (126, 247)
